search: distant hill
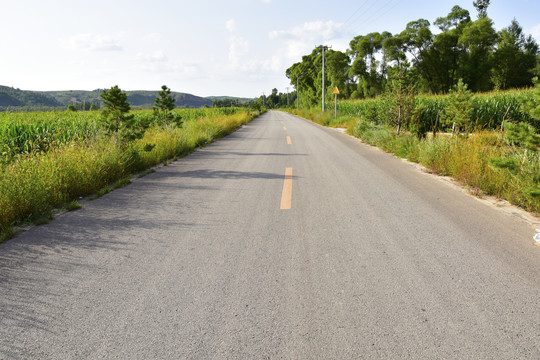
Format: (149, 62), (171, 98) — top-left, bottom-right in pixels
(0, 86), (215, 110)
(0, 86), (63, 108)
(206, 96), (253, 104)
(46, 89), (213, 109)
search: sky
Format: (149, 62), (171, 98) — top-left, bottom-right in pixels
(1, 0), (539, 98)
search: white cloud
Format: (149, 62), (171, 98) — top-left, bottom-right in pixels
(142, 33), (162, 43)
(66, 34), (123, 52)
(137, 50), (168, 63)
(228, 35), (250, 68)
(269, 20), (348, 59)
(226, 19), (236, 33)
(133, 58), (202, 81)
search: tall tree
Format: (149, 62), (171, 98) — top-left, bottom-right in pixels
(348, 32), (391, 98)
(153, 85), (176, 124)
(473, 0), (490, 18)
(325, 50), (351, 99)
(492, 19), (539, 89)
(100, 85), (134, 134)
(426, 6), (472, 93)
(459, 16), (498, 91)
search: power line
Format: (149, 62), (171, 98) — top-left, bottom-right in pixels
(343, 0), (371, 26)
(346, 0), (385, 29)
(357, 0), (403, 34)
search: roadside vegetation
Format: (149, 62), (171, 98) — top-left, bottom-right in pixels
(0, 85), (263, 241)
(286, 80), (540, 215)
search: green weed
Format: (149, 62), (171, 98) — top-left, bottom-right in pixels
(64, 200), (82, 211)
(112, 178), (131, 190)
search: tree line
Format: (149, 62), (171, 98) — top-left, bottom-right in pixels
(283, 1), (539, 108)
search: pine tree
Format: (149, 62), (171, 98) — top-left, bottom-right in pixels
(100, 85), (133, 133)
(153, 85), (177, 125)
(441, 79), (473, 134)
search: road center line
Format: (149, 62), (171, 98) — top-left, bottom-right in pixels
(283, 126), (287, 131)
(280, 167), (293, 210)
(286, 136), (292, 145)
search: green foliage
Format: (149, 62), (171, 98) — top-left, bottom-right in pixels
(112, 178), (132, 190)
(153, 85), (182, 127)
(502, 121), (540, 151)
(137, 168), (156, 178)
(386, 64), (417, 134)
(522, 77), (540, 121)
(338, 88), (535, 134)
(0, 226), (14, 243)
(473, 0), (490, 18)
(489, 157), (519, 173)
(93, 186), (111, 199)
(491, 20), (539, 90)
(31, 211), (53, 226)
(100, 85), (142, 141)
(64, 200), (82, 211)
(440, 79), (473, 133)
(0, 111), (101, 164)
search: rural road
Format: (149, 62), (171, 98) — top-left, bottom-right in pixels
(1, 110), (540, 359)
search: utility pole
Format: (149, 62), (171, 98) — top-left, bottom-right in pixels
(285, 87), (289, 106)
(296, 76), (300, 110)
(318, 45), (331, 112)
(262, 92), (265, 107)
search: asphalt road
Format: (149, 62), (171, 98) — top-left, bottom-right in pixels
(1, 110), (539, 359)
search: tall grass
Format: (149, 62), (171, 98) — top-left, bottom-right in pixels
(0, 109), (260, 236)
(0, 107), (247, 166)
(338, 88), (537, 132)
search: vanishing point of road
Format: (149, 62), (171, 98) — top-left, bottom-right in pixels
(1, 111), (539, 359)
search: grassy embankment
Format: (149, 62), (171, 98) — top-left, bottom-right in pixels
(286, 88), (540, 215)
(0, 108), (262, 241)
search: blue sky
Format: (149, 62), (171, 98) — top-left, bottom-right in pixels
(1, 0), (539, 98)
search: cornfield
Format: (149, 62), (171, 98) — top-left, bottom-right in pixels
(0, 107), (246, 165)
(338, 88), (537, 132)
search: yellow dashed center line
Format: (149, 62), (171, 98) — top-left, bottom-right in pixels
(287, 136), (292, 145)
(280, 167), (293, 210)
(283, 126), (287, 131)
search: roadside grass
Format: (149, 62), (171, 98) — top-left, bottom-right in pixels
(137, 169), (155, 178)
(64, 200), (82, 211)
(112, 178), (132, 190)
(0, 109), (262, 239)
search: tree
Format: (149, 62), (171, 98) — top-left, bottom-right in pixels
(441, 79), (473, 134)
(267, 88), (279, 108)
(386, 62), (417, 135)
(473, 0), (490, 18)
(348, 32), (390, 97)
(424, 6), (471, 93)
(492, 19), (539, 90)
(153, 85), (176, 124)
(100, 85), (137, 138)
(459, 16), (497, 91)
(325, 50), (351, 99)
